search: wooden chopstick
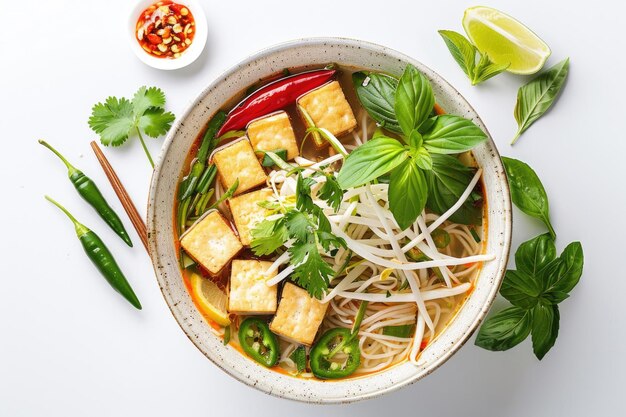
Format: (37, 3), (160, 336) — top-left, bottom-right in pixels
(90, 141), (150, 254)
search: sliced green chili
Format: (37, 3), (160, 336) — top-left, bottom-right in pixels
(238, 317), (279, 367)
(45, 196), (141, 309)
(39, 140), (132, 247)
(431, 229), (451, 248)
(309, 301), (367, 379)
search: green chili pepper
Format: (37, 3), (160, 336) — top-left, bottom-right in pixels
(309, 328), (360, 379)
(309, 301), (367, 379)
(45, 196), (141, 310)
(431, 229), (451, 249)
(39, 140), (132, 247)
(406, 247), (429, 262)
(238, 317), (279, 367)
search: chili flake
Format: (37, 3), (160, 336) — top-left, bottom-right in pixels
(136, 1), (196, 59)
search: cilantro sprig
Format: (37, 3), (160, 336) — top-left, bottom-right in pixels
(250, 172), (346, 299)
(88, 86), (175, 168)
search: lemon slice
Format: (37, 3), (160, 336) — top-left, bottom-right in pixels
(190, 272), (230, 326)
(463, 6), (551, 74)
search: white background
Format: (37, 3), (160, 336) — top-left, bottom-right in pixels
(1, 0), (623, 415)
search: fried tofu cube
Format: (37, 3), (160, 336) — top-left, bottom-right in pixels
(229, 260), (278, 314)
(212, 139), (267, 196)
(228, 188), (273, 246)
(180, 211), (242, 275)
(297, 80), (357, 138)
(247, 112), (299, 161)
(270, 283), (329, 346)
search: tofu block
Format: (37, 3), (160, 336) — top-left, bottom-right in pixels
(247, 112), (299, 161)
(180, 211), (242, 275)
(229, 188), (273, 246)
(270, 283), (329, 346)
(229, 260), (278, 314)
(297, 81), (357, 138)
(212, 139), (267, 196)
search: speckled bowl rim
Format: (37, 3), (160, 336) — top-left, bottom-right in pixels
(148, 37), (512, 404)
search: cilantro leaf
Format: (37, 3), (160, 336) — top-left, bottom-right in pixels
(132, 86), (166, 116)
(289, 237), (336, 299)
(138, 107), (176, 138)
(88, 85), (175, 167)
(318, 173), (344, 212)
(284, 211), (311, 242)
(250, 217), (288, 256)
(88, 97), (135, 146)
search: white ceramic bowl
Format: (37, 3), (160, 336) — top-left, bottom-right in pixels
(127, 0), (207, 70)
(147, 38), (512, 403)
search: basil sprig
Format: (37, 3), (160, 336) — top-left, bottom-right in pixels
(512, 58), (570, 144)
(476, 234), (583, 359)
(338, 64), (487, 229)
(438, 30), (509, 86)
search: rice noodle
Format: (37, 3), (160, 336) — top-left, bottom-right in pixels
(246, 112), (490, 376)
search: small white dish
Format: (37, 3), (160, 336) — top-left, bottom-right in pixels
(127, 0), (207, 70)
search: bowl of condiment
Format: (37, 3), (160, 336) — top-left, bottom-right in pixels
(128, 0), (207, 70)
(147, 38), (512, 403)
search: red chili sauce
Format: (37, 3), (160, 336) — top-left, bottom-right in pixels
(136, 1), (196, 59)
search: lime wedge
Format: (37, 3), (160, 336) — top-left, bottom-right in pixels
(463, 6), (551, 75)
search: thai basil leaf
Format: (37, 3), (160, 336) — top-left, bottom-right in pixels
(388, 159), (428, 230)
(422, 115), (487, 154)
(531, 303), (560, 360)
(352, 72), (402, 133)
(425, 154), (482, 225)
(500, 269), (542, 309)
(512, 58), (570, 144)
(337, 137), (408, 189)
(438, 30), (476, 77)
(413, 147), (433, 170)
(394, 64), (435, 136)
(438, 30), (508, 85)
(502, 157), (556, 239)
(408, 129), (423, 148)
(543, 242), (584, 295)
(475, 306), (532, 351)
(473, 52), (509, 85)
(515, 233), (557, 277)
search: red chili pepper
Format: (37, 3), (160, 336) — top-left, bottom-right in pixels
(217, 69), (336, 136)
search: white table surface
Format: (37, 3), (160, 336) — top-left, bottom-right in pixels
(1, 0), (623, 415)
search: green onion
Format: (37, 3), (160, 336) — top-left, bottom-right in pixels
(382, 324), (416, 338)
(470, 227), (481, 243)
(208, 179), (239, 210)
(289, 345), (306, 373)
(223, 325), (231, 345)
(261, 149), (288, 167)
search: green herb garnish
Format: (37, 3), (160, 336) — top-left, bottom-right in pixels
(512, 58), (570, 144)
(250, 173), (346, 299)
(438, 30), (509, 86)
(476, 233), (583, 359)
(289, 346), (307, 374)
(88, 86), (175, 168)
(260, 149), (288, 167)
(502, 157), (555, 239)
(339, 64), (487, 230)
(382, 324), (416, 338)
